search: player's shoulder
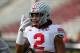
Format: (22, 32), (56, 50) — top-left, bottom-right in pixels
(49, 24), (65, 37)
(49, 24), (64, 32)
(49, 24), (62, 29)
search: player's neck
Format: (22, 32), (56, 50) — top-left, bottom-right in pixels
(32, 25), (40, 28)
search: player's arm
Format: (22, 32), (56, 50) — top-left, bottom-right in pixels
(16, 44), (24, 53)
(16, 15), (31, 53)
(54, 27), (65, 53)
(16, 38), (30, 53)
(16, 30), (24, 53)
(54, 35), (65, 53)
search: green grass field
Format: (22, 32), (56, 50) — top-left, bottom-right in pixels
(10, 48), (80, 53)
(10, 48), (16, 53)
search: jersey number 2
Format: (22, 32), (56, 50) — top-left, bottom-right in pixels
(34, 33), (45, 50)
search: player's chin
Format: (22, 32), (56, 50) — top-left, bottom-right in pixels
(32, 22), (39, 27)
(32, 24), (38, 27)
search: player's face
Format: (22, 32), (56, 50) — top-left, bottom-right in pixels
(30, 13), (43, 27)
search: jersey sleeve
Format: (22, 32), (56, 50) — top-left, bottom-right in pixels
(16, 31), (24, 45)
(55, 25), (65, 38)
(50, 24), (65, 38)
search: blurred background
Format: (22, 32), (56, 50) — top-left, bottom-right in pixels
(0, 0), (80, 53)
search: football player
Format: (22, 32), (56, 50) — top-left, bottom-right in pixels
(16, 1), (65, 53)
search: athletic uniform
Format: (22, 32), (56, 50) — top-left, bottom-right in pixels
(16, 1), (65, 53)
(16, 24), (65, 52)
